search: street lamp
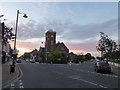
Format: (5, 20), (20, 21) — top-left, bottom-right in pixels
(13, 10), (28, 65)
(0, 15), (4, 23)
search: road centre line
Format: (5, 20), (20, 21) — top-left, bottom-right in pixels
(68, 75), (108, 88)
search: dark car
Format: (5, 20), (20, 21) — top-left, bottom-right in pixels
(17, 60), (21, 63)
(94, 61), (111, 74)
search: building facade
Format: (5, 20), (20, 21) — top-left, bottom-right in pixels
(0, 23), (2, 64)
(0, 22), (11, 63)
(39, 30), (69, 62)
(45, 30), (56, 56)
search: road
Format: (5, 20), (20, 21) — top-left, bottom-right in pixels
(7, 60), (119, 89)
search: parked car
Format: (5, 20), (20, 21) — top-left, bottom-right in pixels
(26, 59), (29, 62)
(30, 60), (35, 63)
(94, 61), (111, 74)
(17, 59), (22, 63)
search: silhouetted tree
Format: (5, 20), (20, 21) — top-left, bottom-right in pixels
(2, 22), (15, 63)
(85, 53), (92, 61)
(96, 32), (117, 60)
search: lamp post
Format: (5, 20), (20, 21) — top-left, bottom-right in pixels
(12, 10), (28, 65)
(0, 15), (4, 23)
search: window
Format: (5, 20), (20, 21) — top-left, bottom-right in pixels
(51, 35), (54, 38)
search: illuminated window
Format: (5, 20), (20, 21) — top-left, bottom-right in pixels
(51, 35), (54, 38)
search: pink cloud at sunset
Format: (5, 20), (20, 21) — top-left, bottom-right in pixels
(9, 39), (101, 57)
(9, 41), (40, 55)
(66, 40), (101, 56)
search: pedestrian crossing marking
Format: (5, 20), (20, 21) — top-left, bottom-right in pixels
(19, 82), (23, 85)
(11, 83), (14, 87)
(19, 85), (24, 88)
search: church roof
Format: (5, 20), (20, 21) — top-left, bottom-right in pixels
(47, 29), (56, 33)
(56, 42), (68, 50)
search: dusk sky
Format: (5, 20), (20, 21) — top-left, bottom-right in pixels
(0, 1), (118, 57)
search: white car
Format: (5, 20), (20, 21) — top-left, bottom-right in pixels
(30, 59), (35, 63)
(26, 59), (29, 62)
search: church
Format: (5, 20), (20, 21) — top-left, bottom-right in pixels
(39, 30), (69, 62)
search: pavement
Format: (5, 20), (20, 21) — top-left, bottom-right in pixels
(2, 60), (21, 89)
(110, 64), (120, 75)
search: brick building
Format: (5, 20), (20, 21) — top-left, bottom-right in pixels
(45, 30), (56, 57)
(39, 30), (69, 62)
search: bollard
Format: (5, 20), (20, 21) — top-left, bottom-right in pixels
(10, 64), (15, 74)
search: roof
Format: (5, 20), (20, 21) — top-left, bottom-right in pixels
(56, 42), (69, 50)
(47, 29), (56, 33)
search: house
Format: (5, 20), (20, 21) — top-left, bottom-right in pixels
(38, 46), (45, 62)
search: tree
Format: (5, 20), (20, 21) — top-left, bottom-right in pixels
(2, 22), (15, 63)
(85, 53), (92, 61)
(96, 32), (117, 60)
(47, 51), (67, 64)
(76, 55), (84, 63)
(2, 22), (15, 44)
(23, 53), (31, 60)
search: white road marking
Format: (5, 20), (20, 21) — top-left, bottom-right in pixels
(19, 85), (24, 88)
(18, 79), (24, 88)
(79, 78), (98, 86)
(68, 75), (108, 88)
(11, 83), (14, 87)
(19, 80), (22, 82)
(10, 83), (15, 90)
(99, 85), (108, 88)
(19, 82), (23, 85)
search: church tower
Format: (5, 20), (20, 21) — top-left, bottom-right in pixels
(45, 30), (56, 56)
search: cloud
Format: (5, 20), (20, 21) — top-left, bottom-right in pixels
(66, 40), (101, 56)
(10, 40), (40, 50)
(12, 18), (117, 43)
(4, 2), (117, 56)
(60, 18), (118, 41)
(66, 40), (98, 52)
(5, 2), (117, 43)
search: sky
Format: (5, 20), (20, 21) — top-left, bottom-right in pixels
(0, 1), (118, 57)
